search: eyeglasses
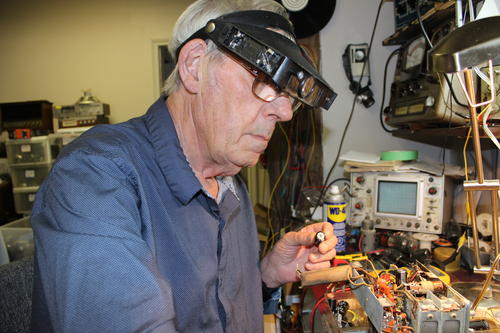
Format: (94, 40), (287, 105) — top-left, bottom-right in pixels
(228, 54), (303, 112)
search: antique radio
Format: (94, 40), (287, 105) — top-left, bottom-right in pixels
(386, 35), (469, 127)
(0, 100), (53, 133)
(53, 90), (110, 129)
(53, 103), (110, 129)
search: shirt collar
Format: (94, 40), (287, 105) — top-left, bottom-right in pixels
(143, 96), (239, 204)
(144, 96), (201, 204)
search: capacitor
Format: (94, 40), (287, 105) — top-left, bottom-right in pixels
(409, 280), (444, 294)
(314, 231), (326, 246)
(396, 269), (407, 285)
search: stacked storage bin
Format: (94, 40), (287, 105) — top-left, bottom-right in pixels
(5, 136), (52, 215)
(0, 216), (33, 264)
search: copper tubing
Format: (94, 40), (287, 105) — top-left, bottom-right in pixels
(463, 69), (485, 183)
(463, 179), (500, 191)
(463, 68), (486, 269)
(468, 192), (482, 269)
(472, 253), (500, 311)
(491, 191), (500, 258)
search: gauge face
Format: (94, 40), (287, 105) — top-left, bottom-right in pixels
(404, 36), (426, 71)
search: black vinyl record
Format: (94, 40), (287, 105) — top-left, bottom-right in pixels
(277, 0), (336, 38)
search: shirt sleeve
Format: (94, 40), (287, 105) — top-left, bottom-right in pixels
(263, 287), (282, 315)
(31, 150), (178, 333)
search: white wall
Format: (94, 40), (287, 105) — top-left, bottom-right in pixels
(0, 0), (456, 174)
(320, 0), (456, 181)
(0, 0), (194, 124)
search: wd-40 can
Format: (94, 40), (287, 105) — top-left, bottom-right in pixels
(324, 185), (346, 253)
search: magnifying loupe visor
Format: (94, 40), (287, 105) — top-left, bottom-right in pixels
(177, 10), (337, 110)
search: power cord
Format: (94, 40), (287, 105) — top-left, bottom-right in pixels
(311, 0), (385, 218)
(380, 47), (401, 133)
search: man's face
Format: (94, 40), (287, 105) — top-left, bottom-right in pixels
(193, 52), (294, 175)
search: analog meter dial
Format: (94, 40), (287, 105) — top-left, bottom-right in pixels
(404, 36), (426, 71)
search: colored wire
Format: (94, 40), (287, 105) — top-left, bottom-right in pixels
(347, 309), (358, 322)
(367, 258), (380, 278)
(462, 107), (488, 228)
(347, 269), (372, 287)
(264, 122), (291, 256)
(309, 296), (327, 333)
(416, 0), (433, 48)
(356, 267), (378, 283)
(324, 178), (350, 193)
(296, 107), (317, 209)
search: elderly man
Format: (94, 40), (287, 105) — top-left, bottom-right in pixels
(31, 0), (337, 332)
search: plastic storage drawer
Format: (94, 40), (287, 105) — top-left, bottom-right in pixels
(6, 136), (51, 165)
(13, 186), (38, 214)
(10, 163), (51, 187)
(0, 216), (33, 263)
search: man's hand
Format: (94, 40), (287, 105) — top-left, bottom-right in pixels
(261, 222), (337, 288)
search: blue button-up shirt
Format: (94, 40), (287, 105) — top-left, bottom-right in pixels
(31, 97), (264, 332)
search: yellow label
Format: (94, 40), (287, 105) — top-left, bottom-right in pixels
(395, 106), (408, 115)
(408, 103), (424, 114)
(326, 203), (346, 222)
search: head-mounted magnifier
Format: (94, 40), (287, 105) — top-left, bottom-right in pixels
(176, 10), (337, 110)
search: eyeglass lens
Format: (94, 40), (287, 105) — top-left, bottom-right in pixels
(252, 74), (302, 112)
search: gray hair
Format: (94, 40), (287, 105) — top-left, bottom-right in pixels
(162, 0), (289, 96)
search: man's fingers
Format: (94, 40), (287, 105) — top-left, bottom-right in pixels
(304, 260), (332, 271)
(308, 247), (336, 263)
(284, 223), (337, 249)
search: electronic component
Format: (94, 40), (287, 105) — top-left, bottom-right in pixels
(386, 31), (469, 127)
(0, 100), (53, 134)
(314, 231), (326, 246)
(300, 265), (352, 288)
(349, 171), (454, 233)
(394, 0), (446, 32)
(350, 262), (471, 333)
(53, 91), (110, 130)
(299, 261), (469, 332)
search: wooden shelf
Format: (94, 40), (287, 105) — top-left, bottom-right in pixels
(391, 125), (500, 149)
(383, 1), (456, 46)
